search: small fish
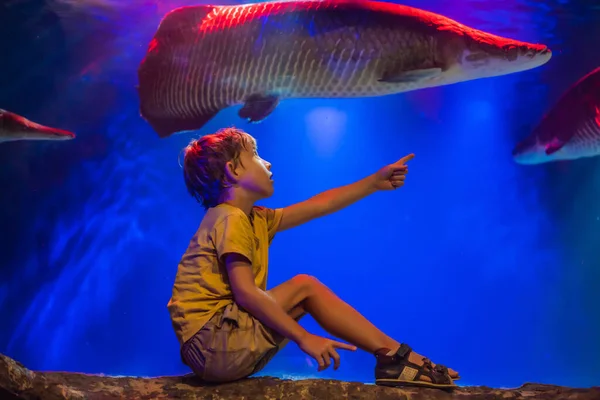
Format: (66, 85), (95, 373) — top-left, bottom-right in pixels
(0, 109), (76, 143)
(137, 0), (552, 138)
(512, 67), (600, 164)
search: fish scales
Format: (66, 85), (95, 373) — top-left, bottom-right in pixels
(138, 2), (439, 132)
(144, 2), (437, 98)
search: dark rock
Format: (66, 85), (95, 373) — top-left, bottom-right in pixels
(1, 353), (599, 399)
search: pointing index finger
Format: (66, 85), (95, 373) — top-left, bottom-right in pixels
(397, 153), (415, 165)
(333, 341), (357, 351)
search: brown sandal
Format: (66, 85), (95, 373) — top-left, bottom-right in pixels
(375, 343), (457, 390)
(433, 363), (461, 381)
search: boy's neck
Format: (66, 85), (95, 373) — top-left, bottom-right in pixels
(219, 188), (257, 216)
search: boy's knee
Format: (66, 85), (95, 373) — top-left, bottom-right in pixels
(291, 274), (322, 294)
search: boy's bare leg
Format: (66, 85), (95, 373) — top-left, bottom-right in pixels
(269, 274), (458, 381)
(287, 304), (307, 320)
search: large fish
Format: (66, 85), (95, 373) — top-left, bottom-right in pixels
(137, 0), (552, 138)
(0, 109), (75, 143)
(512, 67), (600, 165)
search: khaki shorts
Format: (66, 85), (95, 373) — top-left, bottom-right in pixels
(180, 302), (289, 383)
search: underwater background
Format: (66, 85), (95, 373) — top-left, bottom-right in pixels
(0, 0), (599, 389)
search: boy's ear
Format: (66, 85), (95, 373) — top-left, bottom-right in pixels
(224, 161), (239, 183)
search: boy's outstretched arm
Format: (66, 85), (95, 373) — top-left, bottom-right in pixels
(277, 153), (415, 232)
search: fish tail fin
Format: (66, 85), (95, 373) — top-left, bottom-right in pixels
(137, 5), (220, 139)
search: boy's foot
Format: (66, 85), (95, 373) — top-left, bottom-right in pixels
(374, 343), (458, 390)
(385, 345), (460, 380)
(432, 364), (460, 381)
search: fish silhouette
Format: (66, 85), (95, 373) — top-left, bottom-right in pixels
(137, 0), (552, 138)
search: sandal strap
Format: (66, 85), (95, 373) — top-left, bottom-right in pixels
(416, 367), (454, 384)
(395, 360), (453, 384)
(394, 346), (453, 384)
(434, 364), (449, 374)
(394, 343), (412, 359)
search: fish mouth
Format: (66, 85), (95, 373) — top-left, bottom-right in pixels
(539, 47), (551, 56)
(515, 43), (550, 56)
(511, 136), (543, 165)
(48, 129), (76, 140)
(510, 43), (551, 62)
(489, 41), (552, 66)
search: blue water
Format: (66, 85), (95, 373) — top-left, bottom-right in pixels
(1, 0), (599, 390)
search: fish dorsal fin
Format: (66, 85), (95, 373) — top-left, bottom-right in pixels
(154, 5), (216, 43)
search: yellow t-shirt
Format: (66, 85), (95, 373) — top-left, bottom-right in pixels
(167, 203), (283, 346)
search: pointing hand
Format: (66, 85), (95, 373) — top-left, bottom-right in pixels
(373, 153), (415, 191)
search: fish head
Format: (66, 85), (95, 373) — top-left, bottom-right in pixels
(511, 132), (547, 165)
(439, 27), (552, 80)
(0, 109), (76, 142)
(511, 127), (567, 165)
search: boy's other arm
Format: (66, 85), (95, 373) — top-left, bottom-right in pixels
(225, 253), (308, 343)
(277, 173), (378, 232)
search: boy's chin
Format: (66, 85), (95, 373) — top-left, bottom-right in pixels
(261, 186), (275, 198)
(251, 187), (274, 200)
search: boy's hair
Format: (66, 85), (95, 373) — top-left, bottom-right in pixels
(182, 127), (256, 209)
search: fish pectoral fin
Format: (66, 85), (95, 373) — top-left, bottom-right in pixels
(545, 137), (566, 155)
(379, 68), (442, 83)
(238, 94), (280, 124)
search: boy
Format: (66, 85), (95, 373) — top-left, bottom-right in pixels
(168, 127), (459, 389)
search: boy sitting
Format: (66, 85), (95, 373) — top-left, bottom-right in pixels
(168, 127), (459, 389)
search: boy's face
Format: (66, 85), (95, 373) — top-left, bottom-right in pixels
(234, 142), (274, 199)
